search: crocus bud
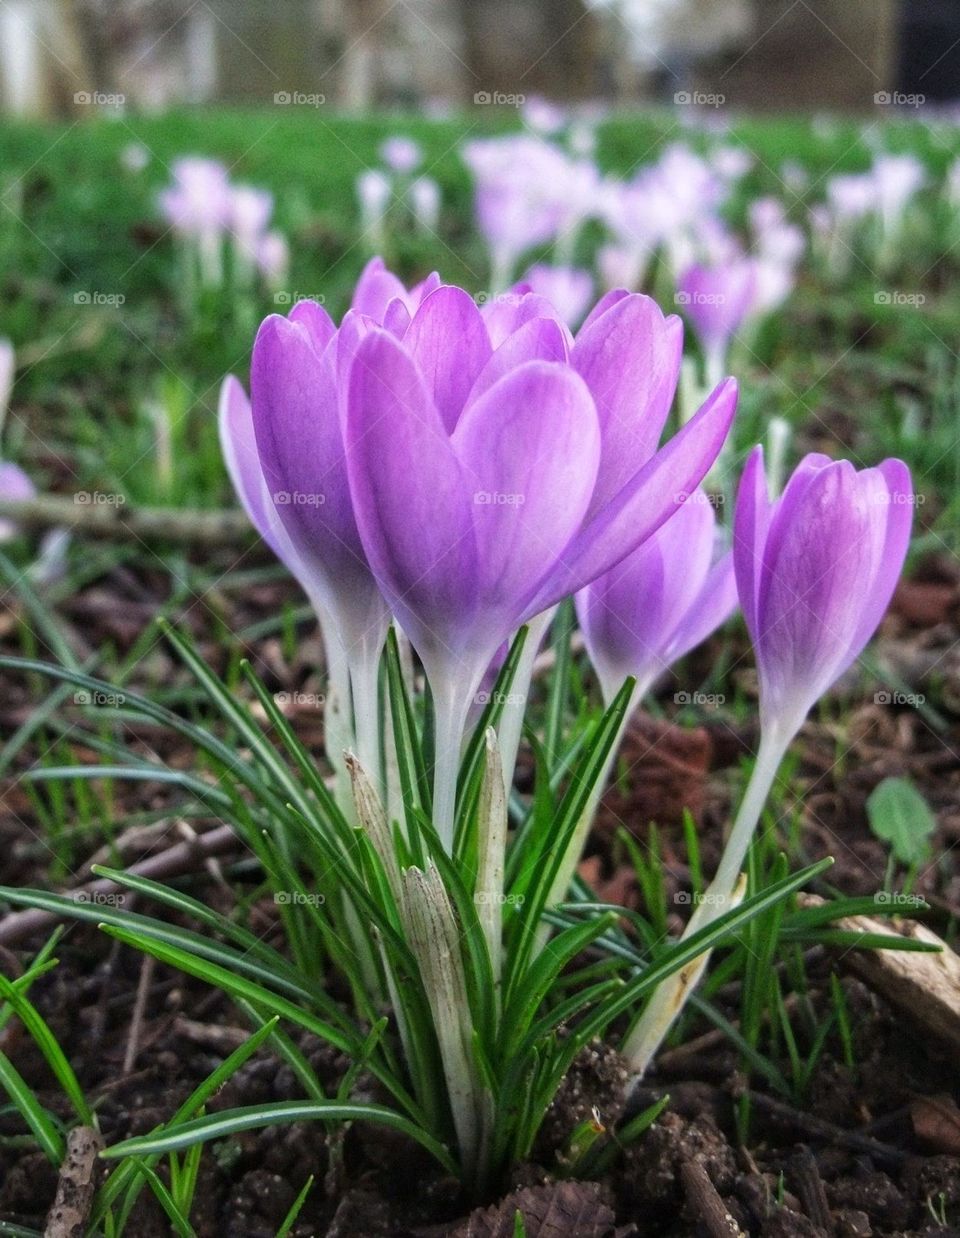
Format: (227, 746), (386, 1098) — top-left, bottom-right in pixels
(357, 170), (392, 244)
(0, 461), (35, 543)
(735, 447), (913, 742)
(379, 136), (422, 174)
(677, 260), (758, 384)
(409, 176), (441, 233)
(576, 491), (736, 707)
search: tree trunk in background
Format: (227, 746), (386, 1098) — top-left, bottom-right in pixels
(458, 0), (598, 103)
(339, 0), (387, 110)
(0, 0), (92, 117)
(694, 0), (898, 111)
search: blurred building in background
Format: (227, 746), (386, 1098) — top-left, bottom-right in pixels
(0, 0), (955, 117)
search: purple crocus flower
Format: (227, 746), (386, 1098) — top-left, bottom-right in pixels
(576, 492), (736, 707)
(380, 136), (422, 174)
(0, 462), (35, 543)
(340, 280), (737, 843)
(0, 341), (34, 543)
(223, 262), (441, 773)
(735, 447), (913, 741)
(677, 260), (758, 385)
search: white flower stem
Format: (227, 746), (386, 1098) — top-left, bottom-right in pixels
(431, 676), (472, 852)
(623, 725), (791, 1076)
(318, 616), (353, 817)
(350, 649), (382, 797)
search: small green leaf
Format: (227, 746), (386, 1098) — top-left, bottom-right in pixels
(866, 777), (937, 867)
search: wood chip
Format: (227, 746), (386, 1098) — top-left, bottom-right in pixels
(798, 894), (960, 1054)
(910, 1093), (960, 1155)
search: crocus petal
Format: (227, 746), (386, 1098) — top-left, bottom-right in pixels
(664, 551), (737, 664)
(759, 462), (885, 715)
(524, 377), (737, 619)
(846, 458), (913, 660)
(403, 286), (493, 432)
(575, 495), (719, 698)
(572, 294), (684, 514)
(287, 299), (336, 352)
(578, 288), (630, 333)
(351, 257), (408, 322)
(218, 375), (289, 566)
(0, 460), (35, 543)
(482, 291), (568, 348)
(345, 329), (479, 660)
(732, 445), (773, 640)
(250, 315), (371, 604)
(382, 298), (412, 337)
(453, 360), (600, 615)
(467, 316), (569, 405)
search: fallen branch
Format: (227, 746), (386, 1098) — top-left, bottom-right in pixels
(44, 1125), (103, 1238)
(0, 495), (252, 547)
(0, 823), (238, 946)
(680, 1160), (745, 1238)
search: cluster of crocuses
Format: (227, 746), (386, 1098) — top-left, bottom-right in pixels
(356, 136), (442, 251)
(459, 125), (801, 358)
(158, 157), (289, 291)
(221, 258), (912, 1073)
(811, 153), (926, 277)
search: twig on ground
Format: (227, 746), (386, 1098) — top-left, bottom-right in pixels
(0, 823), (239, 946)
(790, 1144), (834, 1234)
(680, 1160), (745, 1237)
(123, 954), (156, 1075)
(44, 1124), (103, 1238)
(740, 1090), (909, 1166)
(0, 495), (252, 547)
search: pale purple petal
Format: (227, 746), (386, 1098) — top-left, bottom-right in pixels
(403, 286), (493, 431)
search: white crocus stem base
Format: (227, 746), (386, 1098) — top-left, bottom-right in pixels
(431, 674), (477, 852)
(623, 725), (791, 1076)
(318, 617), (353, 817)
